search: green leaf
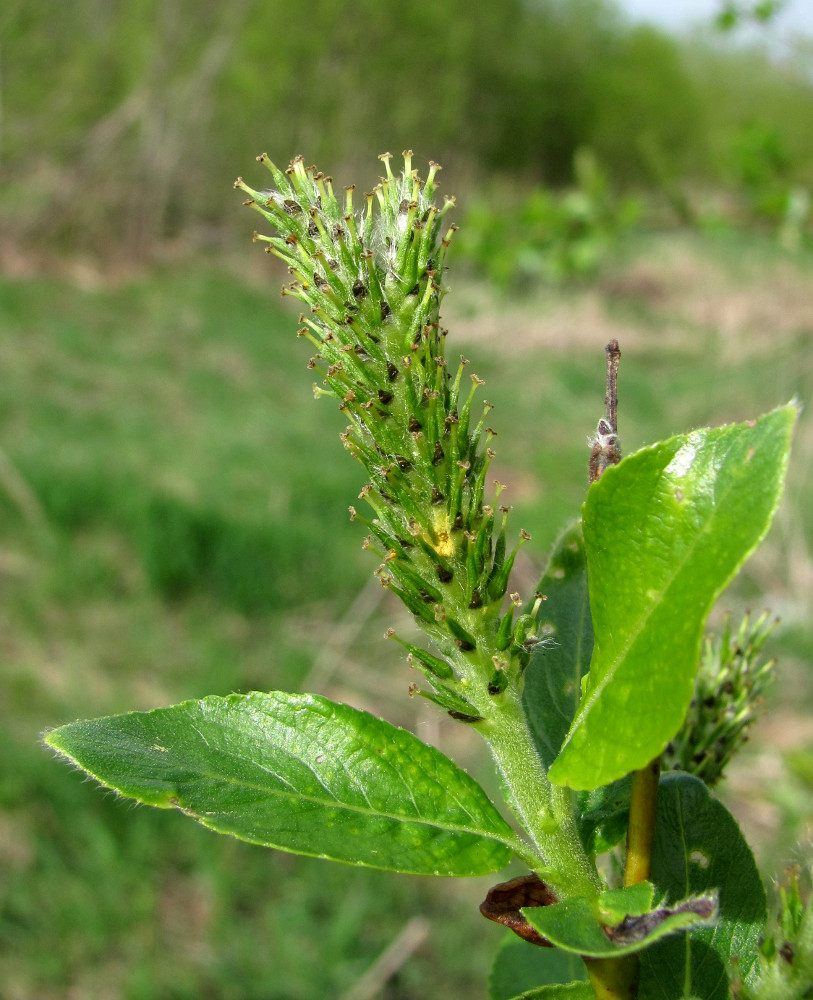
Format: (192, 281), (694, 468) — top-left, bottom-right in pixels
(639, 772), (766, 999)
(598, 881), (654, 922)
(505, 983), (595, 1000)
(524, 522), (593, 769)
(549, 404), (796, 790)
(524, 883), (716, 958)
(46, 691), (519, 876)
(490, 936), (587, 1000)
(576, 776), (631, 854)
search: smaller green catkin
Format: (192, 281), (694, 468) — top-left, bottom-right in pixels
(663, 611), (778, 786)
(236, 153), (538, 721)
(734, 865), (813, 1000)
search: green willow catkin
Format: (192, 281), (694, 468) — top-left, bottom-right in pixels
(235, 152), (540, 723)
(663, 611), (778, 787)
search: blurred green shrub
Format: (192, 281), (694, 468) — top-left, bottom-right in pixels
(4, 0), (813, 262)
(455, 150), (640, 290)
(732, 122), (793, 220)
(728, 122), (812, 247)
(715, 0), (787, 30)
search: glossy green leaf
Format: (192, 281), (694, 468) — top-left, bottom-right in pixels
(524, 522), (594, 769)
(550, 404), (796, 790)
(639, 773), (766, 999)
(524, 883), (716, 958)
(489, 937), (587, 1000)
(46, 691), (520, 876)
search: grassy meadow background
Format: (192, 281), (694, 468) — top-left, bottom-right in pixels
(2, 1), (813, 998)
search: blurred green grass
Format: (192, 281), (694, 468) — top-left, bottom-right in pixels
(1, 232), (812, 998)
(0, 269), (370, 614)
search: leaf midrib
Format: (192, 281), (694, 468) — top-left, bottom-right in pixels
(49, 733), (518, 847)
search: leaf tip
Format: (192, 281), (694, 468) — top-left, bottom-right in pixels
(41, 723), (95, 780)
(41, 724), (69, 756)
(547, 755), (577, 790)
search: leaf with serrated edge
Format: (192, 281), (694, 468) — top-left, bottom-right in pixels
(550, 404), (796, 790)
(524, 522), (593, 769)
(46, 691), (520, 876)
(638, 773), (766, 999)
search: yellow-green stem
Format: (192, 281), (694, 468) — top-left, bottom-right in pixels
(584, 956), (640, 1000)
(624, 757), (661, 887)
(585, 755), (662, 1000)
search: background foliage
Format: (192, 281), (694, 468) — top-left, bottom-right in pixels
(3, 0), (813, 264)
(2, 1), (813, 997)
